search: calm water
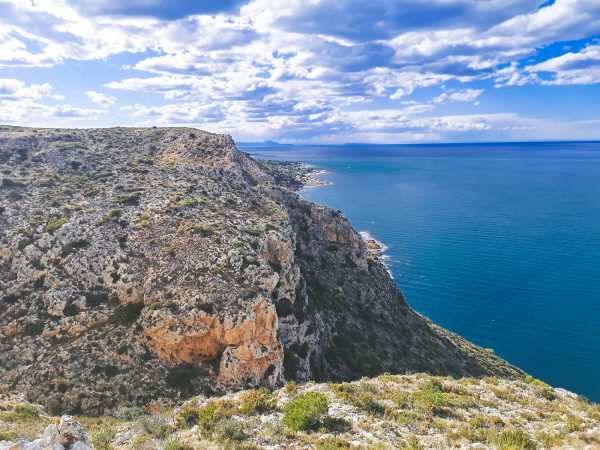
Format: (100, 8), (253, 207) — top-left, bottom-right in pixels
(242, 142), (600, 402)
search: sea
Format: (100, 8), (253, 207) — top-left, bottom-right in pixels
(241, 141), (600, 402)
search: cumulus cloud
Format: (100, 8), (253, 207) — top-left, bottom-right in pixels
(526, 44), (600, 85)
(0, 0), (598, 141)
(433, 89), (483, 104)
(86, 91), (116, 107)
(0, 78), (106, 123)
(0, 79), (54, 100)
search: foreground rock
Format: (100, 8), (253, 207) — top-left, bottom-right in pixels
(1, 126), (520, 415)
(1, 413), (91, 450)
(1, 375), (598, 449)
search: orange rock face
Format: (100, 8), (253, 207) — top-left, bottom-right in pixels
(141, 299), (283, 386)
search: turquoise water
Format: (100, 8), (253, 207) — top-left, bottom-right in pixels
(243, 142), (600, 402)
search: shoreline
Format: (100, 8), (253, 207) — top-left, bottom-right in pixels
(261, 158), (393, 273)
(299, 167), (331, 190)
(257, 159), (332, 191)
(359, 230), (393, 277)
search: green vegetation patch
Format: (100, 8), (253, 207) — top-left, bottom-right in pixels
(283, 392), (329, 431)
(196, 400), (237, 431)
(45, 217), (68, 232)
(332, 382), (385, 416)
(239, 388), (277, 415)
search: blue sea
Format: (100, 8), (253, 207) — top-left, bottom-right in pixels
(242, 142), (600, 402)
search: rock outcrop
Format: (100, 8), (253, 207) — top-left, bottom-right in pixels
(0, 126), (521, 415)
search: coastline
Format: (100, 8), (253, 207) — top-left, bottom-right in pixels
(359, 230), (393, 277)
(262, 157), (396, 276)
(257, 159), (332, 191)
(299, 167), (331, 190)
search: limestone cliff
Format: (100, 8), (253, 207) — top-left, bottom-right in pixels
(0, 126), (521, 415)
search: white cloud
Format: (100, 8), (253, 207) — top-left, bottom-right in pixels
(86, 90), (116, 107)
(433, 89), (483, 104)
(0, 78), (105, 123)
(0, 79), (55, 100)
(526, 44), (600, 85)
(0, 0), (598, 141)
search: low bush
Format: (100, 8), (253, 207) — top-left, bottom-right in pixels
(239, 388), (276, 415)
(163, 437), (193, 450)
(332, 383), (385, 416)
(213, 417), (246, 442)
(46, 217), (67, 232)
(110, 303), (144, 325)
(0, 431), (19, 440)
(197, 400), (236, 431)
(174, 403), (201, 428)
(108, 208), (122, 218)
(136, 414), (172, 439)
(316, 437), (351, 449)
(91, 426), (117, 450)
(112, 406), (144, 421)
(283, 392), (329, 431)
(12, 405), (40, 421)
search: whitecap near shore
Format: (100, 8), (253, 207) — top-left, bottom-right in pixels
(359, 231), (393, 278)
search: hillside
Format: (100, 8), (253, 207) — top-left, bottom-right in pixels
(0, 126), (521, 418)
(1, 374), (598, 449)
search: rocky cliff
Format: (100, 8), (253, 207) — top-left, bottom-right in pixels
(0, 126), (521, 415)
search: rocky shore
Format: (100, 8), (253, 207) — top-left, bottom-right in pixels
(255, 160), (330, 191)
(359, 232), (386, 259)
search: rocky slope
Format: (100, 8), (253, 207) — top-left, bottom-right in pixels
(1, 374), (598, 449)
(1, 126), (520, 416)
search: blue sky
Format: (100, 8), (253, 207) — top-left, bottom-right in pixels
(0, 0), (599, 143)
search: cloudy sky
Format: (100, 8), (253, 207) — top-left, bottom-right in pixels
(0, 0), (599, 143)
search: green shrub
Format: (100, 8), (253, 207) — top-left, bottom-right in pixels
(239, 388), (276, 415)
(492, 429), (537, 449)
(411, 378), (473, 416)
(46, 217), (67, 232)
(283, 392), (329, 431)
(12, 404), (40, 421)
(112, 406), (144, 421)
(197, 400), (236, 431)
(23, 321), (45, 336)
(180, 197), (197, 207)
(174, 403), (202, 428)
(285, 381), (299, 396)
(316, 436), (351, 449)
(213, 417), (246, 442)
(117, 192), (141, 206)
(163, 437), (193, 450)
(136, 414), (172, 438)
(148, 301), (164, 311)
(60, 239), (90, 257)
(91, 426), (117, 449)
(108, 208), (122, 218)
(0, 431), (19, 440)
(351, 391), (385, 416)
(110, 303), (144, 325)
(564, 416), (581, 432)
(332, 383), (384, 416)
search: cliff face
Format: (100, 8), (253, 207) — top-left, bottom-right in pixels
(0, 126), (521, 414)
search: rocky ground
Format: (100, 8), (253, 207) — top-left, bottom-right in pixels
(0, 126), (525, 417)
(1, 374), (598, 449)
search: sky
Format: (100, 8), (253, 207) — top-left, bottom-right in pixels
(0, 0), (599, 143)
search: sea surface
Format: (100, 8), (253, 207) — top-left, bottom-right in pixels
(241, 141), (600, 402)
